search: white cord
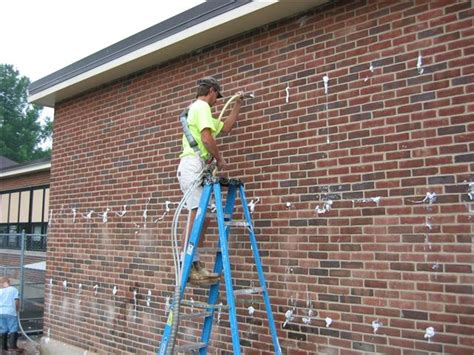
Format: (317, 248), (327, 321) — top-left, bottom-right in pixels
(171, 168), (207, 284)
(17, 312), (40, 346)
(217, 93), (244, 121)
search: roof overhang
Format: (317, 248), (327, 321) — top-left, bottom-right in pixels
(0, 162), (51, 179)
(29, 0), (329, 107)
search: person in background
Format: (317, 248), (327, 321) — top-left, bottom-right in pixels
(0, 277), (21, 352)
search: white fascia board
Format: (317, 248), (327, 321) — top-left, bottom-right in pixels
(0, 162), (51, 178)
(28, 1), (278, 106)
(30, 0), (328, 107)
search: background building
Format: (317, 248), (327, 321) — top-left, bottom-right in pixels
(0, 157), (50, 249)
(29, 1), (473, 354)
(0, 157), (50, 335)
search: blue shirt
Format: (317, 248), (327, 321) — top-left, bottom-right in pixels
(0, 286), (19, 316)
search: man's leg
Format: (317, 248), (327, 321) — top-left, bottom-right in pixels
(184, 209), (218, 281)
(6, 315), (19, 350)
(1, 333), (7, 351)
(177, 156), (218, 282)
(0, 315), (8, 351)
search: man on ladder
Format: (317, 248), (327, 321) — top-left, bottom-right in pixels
(159, 77), (281, 354)
(177, 76), (243, 284)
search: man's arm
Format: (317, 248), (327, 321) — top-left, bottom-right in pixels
(201, 128), (226, 169)
(15, 299), (20, 312)
(221, 97), (243, 134)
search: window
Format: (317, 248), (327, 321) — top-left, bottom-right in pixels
(8, 192), (19, 223)
(0, 194), (9, 223)
(19, 191), (30, 223)
(32, 189), (44, 223)
(0, 185), (49, 251)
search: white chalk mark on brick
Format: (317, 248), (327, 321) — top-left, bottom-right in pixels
(248, 198), (260, 213)
(48, 209), (53, 227)
(372, 319), (382, 333)
(248, 306), (255, 316)
(315, 200), (333, 214)
(364, 63), (375, 82)
(283, 308), (295, 328)
(468, 182), (474, 200)
(99, 208), (110, 223)
(217, 302), (223, 325)
(424, 327), (435, 342)
(143, 197), (151, 228)
(146, 290), (152, 307)
(115, 205), (127, 217)
(322, 74), (329, 94)
(409, 192), (437, 204)
(353, 196), (382, 205)
(417, 55), (424, 74)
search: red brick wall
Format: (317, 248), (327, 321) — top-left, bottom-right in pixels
(47, 1), (473, 354)
(0, 170), (49, 191)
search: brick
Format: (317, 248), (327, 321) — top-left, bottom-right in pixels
(410, 92), (435, 103)
(353, 342), (375, 352)
(365, 280), (387, 288)
(402, 310), (428, 320)
(455, 153), (474, 163)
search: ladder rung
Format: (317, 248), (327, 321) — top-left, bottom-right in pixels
(225, 220), (250, 227)
(198, 247), (220, 254)
(174, 341), (207, 353)
(180, 311), (212, 320)
(181, 299), (229, 310)
(233, 287), (263, 296)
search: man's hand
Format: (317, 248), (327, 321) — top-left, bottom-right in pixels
(235, 91), (244, 102)
(202, 128), (227, 170)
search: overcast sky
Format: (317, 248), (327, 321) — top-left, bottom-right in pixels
(0, 0), (203, 148)
(1, 0), (204, 82)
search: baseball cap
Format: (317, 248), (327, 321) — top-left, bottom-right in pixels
(197, 76), (223, 98)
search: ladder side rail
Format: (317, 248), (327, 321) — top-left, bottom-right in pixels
(200, 184), (238, 354)
(238, 184), (282, 355)
(213, 182), (241, 355)
(157, 183), (212, 355)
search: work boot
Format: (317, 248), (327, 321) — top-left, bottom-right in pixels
(7, 332), (19, 351)
(194, 261), (219, 279)
(188, 264), (208, 285)
(1, 333), (7, 351)
(188, 265), (218, 286)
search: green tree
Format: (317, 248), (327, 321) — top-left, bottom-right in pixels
(0, 64), (52, 163)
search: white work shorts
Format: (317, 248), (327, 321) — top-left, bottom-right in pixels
(177, 155), (206, 210)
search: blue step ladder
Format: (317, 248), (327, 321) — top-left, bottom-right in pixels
(158, 176), (281, 354)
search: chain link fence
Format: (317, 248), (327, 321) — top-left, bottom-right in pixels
(0, 232), (46, 334)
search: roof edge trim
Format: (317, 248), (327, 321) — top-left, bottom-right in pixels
(0, 162), (51, 179)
